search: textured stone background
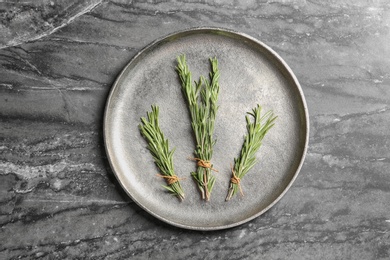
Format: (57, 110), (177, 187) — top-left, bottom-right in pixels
(1, 0), (390, 259)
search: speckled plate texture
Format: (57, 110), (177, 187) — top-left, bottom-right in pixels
(104, 28), (309, 231)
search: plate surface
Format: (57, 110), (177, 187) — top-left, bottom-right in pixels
(104, 28), (309, 230)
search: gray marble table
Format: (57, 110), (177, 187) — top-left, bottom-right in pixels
(1, 0), (389, 259)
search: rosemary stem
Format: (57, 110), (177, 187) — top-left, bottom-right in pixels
(139, 105), (185, 201)
(226, 104), (277, 201)
(177, 54), (220, 200)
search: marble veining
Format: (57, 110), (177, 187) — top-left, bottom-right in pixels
(1, 0), (390, 259)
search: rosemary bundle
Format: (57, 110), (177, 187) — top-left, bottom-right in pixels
(176, 55), (220, 201)
(139, 105), (185, 201)
(226, 104), (277, 201)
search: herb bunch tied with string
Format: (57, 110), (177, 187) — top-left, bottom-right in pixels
(176, 54), (220, 201)
(139, 105), (185, 201)
(226, 104), (277, 201)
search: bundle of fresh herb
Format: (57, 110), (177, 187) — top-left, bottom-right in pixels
(176, 55), (220, 201)
(226, 104), (277, 201)
(139, 105), (185, 201)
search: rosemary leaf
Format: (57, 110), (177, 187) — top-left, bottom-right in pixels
(176, 54), (220, 201)
(139, 105), (185, 201)
(226, 104), (277, 201)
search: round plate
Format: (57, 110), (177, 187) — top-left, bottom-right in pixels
(104, 28), (309, 231)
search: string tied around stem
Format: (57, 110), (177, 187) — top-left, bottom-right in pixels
(230, 166), (244, 196)
(188, 157), (219, 172)
(156, 174), (184, 185)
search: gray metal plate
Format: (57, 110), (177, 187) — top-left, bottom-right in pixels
(103, 28), (309, 231)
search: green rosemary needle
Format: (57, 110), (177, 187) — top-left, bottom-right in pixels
(176, 54), (220, 201)
(226, 104), (277, 201)
(139, 105), (185, 201)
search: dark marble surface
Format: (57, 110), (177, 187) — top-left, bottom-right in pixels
(1, 0), (390, 259)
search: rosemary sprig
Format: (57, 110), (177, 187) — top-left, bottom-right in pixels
(226, 104), (277, 201)
(139, 105), (185, 201)
(176, 54), (220, 201)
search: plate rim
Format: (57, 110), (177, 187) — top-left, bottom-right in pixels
(103, 26), (310, 231)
